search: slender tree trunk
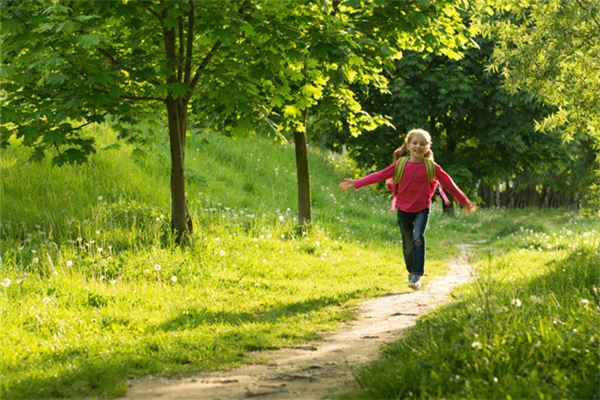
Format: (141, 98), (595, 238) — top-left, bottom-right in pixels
(166, 99), (191, 240)
(294, 109), (312, 227)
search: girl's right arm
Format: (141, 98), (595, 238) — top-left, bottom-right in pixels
(351, 162), (396, 190)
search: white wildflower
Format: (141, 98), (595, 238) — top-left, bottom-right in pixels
(511, 298), (522, 307)
(471, 341), (483, 350)
(581, 299), (590, 306)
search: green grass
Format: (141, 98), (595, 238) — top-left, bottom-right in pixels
(344, 210), (600, 400)
(3, 126), (597, 399)
(0, 126), (466, 398)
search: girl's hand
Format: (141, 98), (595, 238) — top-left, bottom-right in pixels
(463, 201), (478, 213)
(338, 179), (354, 191)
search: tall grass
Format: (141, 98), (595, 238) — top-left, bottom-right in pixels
(1, 125), (464, 398)
(345, 211), (600, 399)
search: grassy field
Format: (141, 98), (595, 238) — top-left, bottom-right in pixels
(1, 126), (464, 399)
(345, 210), (600, 399)
(1, 126), (597, 399)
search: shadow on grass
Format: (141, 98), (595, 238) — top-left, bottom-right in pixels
(157, 291), (366, 332)
(4, 291), (366, 399)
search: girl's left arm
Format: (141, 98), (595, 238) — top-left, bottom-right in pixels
(435, 165), (476, 211)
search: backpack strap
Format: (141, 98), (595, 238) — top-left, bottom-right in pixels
(394, 156), (436, 183)
(393, 157), (409, 183)
(424, 158), (435, 182)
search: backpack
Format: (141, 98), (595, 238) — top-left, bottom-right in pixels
(387, 157), (449, 212)
(393, 156), (435, 183)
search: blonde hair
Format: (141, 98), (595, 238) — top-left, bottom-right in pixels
(393, 128), (434, 161)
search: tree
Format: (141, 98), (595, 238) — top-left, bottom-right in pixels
(1, 0), (473, 238)
(476, 0), (600, 141)
(323, 38), (597, 208)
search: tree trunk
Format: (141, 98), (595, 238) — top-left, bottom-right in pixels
(166, 99), (191, 241)
(294, 110), (312, 227)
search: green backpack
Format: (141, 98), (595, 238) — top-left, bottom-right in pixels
(393, 157), (435, 183)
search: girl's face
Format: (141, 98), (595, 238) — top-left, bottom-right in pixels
(407, 133), (430, 160)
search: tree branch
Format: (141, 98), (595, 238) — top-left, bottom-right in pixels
(188, 0), (252, 95)
(178, 15), (185, 82)
(184, 0), (194, 85)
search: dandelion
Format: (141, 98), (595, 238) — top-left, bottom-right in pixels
(154, 264), (161, 271)
(66, 260), (73, 267)
(218, 250), (225, 256)
(2, 278), (11, 287)
(171, 275), (178, 282)
(511, 298), (522, 307)
(42, 296), (52, 305)
(581, 299), (590, 306)
(109, 279), (117, 285)
(278, 215), (285, 222)
(95, 230), (101, 235)
(32, 257), (39, 264)
(280, 234), (285, 239)
(262, 259), (268, 264)
(215, 237), (220, 242)
(493, 377), (498, 383)
(97, 196), (104, 201)
(471, 341), (483, 350)
(97, 247), (103, 254)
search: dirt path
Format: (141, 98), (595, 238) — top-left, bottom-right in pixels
(125, 245), (474, 399)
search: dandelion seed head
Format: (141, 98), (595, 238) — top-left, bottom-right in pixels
(154, 264), (162, 271)
(218, 250), (225, 256)
(471, 341), (483, 350)
(66, 260), (73, 267)
(511, 298), (522, 307)
(32, 257), (39, 264)
(581, 299), (590, 306)
(97, 196), (103, 201)
(171, 275), (178, 282)
(2, 278), (11, 287)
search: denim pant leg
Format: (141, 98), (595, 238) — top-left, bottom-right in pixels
(397, 209), (430, 276)
(412, 209), (430, 276)
(397, 211), (415, 274)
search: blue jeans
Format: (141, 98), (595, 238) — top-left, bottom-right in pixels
(397, 208), (430, 276)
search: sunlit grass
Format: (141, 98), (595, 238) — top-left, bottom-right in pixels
(344, 212), (600, 400)
(0, 125), (458, 398)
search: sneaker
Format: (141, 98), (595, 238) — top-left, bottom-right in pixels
(407, 273), (414, 284)
(408, 275), (422, 290)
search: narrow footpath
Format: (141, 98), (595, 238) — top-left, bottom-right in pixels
(125, 244), (474, 400)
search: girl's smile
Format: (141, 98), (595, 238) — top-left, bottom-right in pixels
(407, 133), (431, 161)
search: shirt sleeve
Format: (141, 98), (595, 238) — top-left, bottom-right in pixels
(435, 164), (470, 206)
(353, 162), (396, 190)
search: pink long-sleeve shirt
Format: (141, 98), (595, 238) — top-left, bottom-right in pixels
(354, 160), (470, 213)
